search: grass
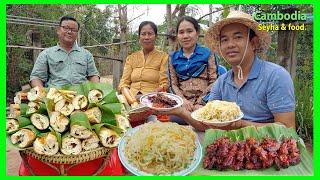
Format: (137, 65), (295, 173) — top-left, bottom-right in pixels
(294, 78), (313, 142)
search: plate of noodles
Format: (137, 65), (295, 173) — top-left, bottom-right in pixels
(118, 122), (202, 176)
(191, 100), (244, 127)
(140, 92), (183, 112)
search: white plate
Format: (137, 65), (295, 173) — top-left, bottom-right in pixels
(140, 92), (183, 112)
(191, 110), (244, 127)
(118, 124), (202, 176)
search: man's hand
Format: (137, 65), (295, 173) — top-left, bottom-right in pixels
(30, 79), (44, 88)
(88, 75), (100, 83)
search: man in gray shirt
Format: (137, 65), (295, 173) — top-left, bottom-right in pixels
(30, 16), (100, 88)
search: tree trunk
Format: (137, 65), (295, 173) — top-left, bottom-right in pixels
(209, 5), (213, 27)
(113, 5), (128, 89)
(277, 29), (298, 79)
(166, 5), (175, 52)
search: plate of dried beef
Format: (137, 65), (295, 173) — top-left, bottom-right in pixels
(140, 92), (183, 112)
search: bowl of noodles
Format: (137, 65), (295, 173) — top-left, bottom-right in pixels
(191, 100), (244, 127)
(118, 122), (202, 176)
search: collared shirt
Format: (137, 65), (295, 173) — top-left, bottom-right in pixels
(118, 48), (168, 96)
(169, 45), (217, 110)
(209, 56), (295, 122)
(30, 43), (99, 87)
(171, 44), (210, 80)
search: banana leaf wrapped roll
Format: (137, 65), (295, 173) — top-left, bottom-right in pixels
(88, 89), (103, 104)
(72, 95), (88, 110)
(9, 104), (22, 119)
(70, 112), (92, 139)
(27, 86), (46, 102)
(6, 118), (19, 134)
(92, 124), (122, 148)
(6, 116), (31, 134)
(82, 132), (100, 151)
(115, 114), (131, 132)
(26, 102), (40, 114)
(14, 92), (28, 104)
(30, 113), (49, 130)
(55, 99), (75, 116)
(10, 125), (39, 148)
(85, 107), (102, 124)
(33, 132), (60, 156)
(61, 133), (82, 155)
(50, 111), (69, 133)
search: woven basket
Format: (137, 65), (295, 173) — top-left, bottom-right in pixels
(20, 147), (112, 164)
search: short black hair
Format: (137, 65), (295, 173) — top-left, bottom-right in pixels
(249, 29), (256, 41)
(138, 21), (157, 36)
(59, 16), (80, 30)
(176, 16), (200, 33)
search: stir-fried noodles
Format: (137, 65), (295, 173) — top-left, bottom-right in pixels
(124, 122), (196, 175)
(194, 100), (241, 122)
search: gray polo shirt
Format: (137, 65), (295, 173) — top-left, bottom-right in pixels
(30, 43), (99, 87)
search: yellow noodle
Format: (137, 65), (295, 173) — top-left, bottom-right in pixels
(195, 100), (241, 122)
(124, 122), (196, 175)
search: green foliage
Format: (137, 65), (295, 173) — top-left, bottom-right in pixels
(294, 77), (313, 142)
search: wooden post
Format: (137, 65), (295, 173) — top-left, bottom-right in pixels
(277, 30), (298, 79)
(112, 38), (121, 89)
(31, 30), (41, 62)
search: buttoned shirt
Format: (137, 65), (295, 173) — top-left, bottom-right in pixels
(169, 45), (217, 109)
(209, 56), (295, 122)
(30, 43), (99, 87)
(118, 49), (168, 96)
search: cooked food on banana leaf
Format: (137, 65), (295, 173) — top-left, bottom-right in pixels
(6, 118), (19, 134)
(203, 137), (301, 171)
(50, 112), (69, 133)
(30, 113), (49, 130)
(60, 103), (75, 116)
(115, 114), (130, 132)
(14, 92), (28, 104)
(26, 102), (40, 114)
(55, 99), (74, 116)
(88, 89), (103, 103)
(61, 134), (82, 155)
(82, 133), (100, 151)
(85, 107), (102, 124)
(27, 86), (46, 102)
(72, 95), (88, 110)
(33, 133), (59, 156)
(10, 128), (36, 148)
(46, 88), (59, 100)
(70, 125), (92, 139)
(98, 127), (120, 148)
(9, 104), (21, 118)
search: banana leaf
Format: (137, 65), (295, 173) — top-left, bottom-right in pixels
(92, 123), (123, 135)
(49, 127), (62, 149)
(19, 103), (29, 116)
(43, 98), (55, 116)
(98, 105), (116, 126)
(17, 116), (32, 128)
(70, 112), (92, 130)
(101, 89), (120, 104)
(190, 124), (313, 176)
(25, 102), (48, 117)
